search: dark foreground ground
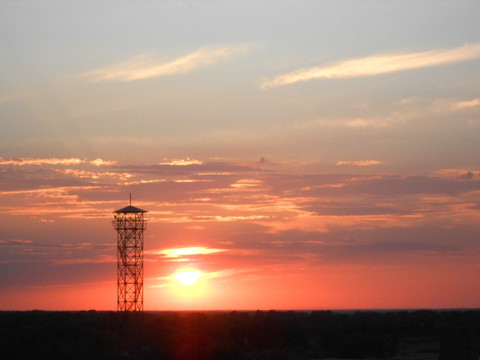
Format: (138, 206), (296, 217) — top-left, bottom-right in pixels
(1, 310), (479, 360)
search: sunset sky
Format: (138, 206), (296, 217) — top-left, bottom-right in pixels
(1, 0), (480, 310)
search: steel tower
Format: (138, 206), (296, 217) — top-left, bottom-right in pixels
(113, 199), (147, 311)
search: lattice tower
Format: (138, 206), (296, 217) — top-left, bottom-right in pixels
(113, 202), (147, 311)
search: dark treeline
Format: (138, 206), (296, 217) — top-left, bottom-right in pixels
(1, 310), (479, 360)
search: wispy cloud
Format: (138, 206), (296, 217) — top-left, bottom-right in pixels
(0, 157), (116, 167)
(81, 46), (249, 82)
(53, 255), (116, 265)
(89, 158), (117, 166)
(56, 168), (134, 181)
(158, 158), (204, 166)
(0, 157), (83, 166)
(454, 98), (480, 110)
(262, 43), (480, 88)
(337, 160), (381, 167)
(150, 247), (226, 258)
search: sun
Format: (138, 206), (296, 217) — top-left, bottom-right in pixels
(174, 270), (202, 286)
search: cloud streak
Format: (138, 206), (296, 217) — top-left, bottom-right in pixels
(454, 98), (480, 110)
(158, 158), (204, 166)
(0, 157), (83, 166)
(337, 160), (381, 167)
(150, 247), (226, 258)
(0, 157), (117, 167)
(81, 46), (249, 82)
(89, 159), (117, 167)
(262, 43), (480, 88)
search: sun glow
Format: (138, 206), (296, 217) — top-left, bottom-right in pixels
(174, 271), (202, 286)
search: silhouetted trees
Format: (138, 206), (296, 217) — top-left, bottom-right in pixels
(1, 310), (479, 359)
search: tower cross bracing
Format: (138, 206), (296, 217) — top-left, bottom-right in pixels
(113, 204), (147, 311)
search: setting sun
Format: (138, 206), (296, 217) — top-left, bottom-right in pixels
(174, 271), (202, 286)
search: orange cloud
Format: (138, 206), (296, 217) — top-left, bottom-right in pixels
(337, 160), (381, 167)
(230, 179), (263, 189)
(454, 98), (480, 110)
(158, 158), (204, 166)
(0, 186), (99, 198)
(151, 247), (226, 258)
(89, 158), (117, 166)
(53, 255), (116, 265)
(0, 157), (83, 166)
(56, 168), (134, 181)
